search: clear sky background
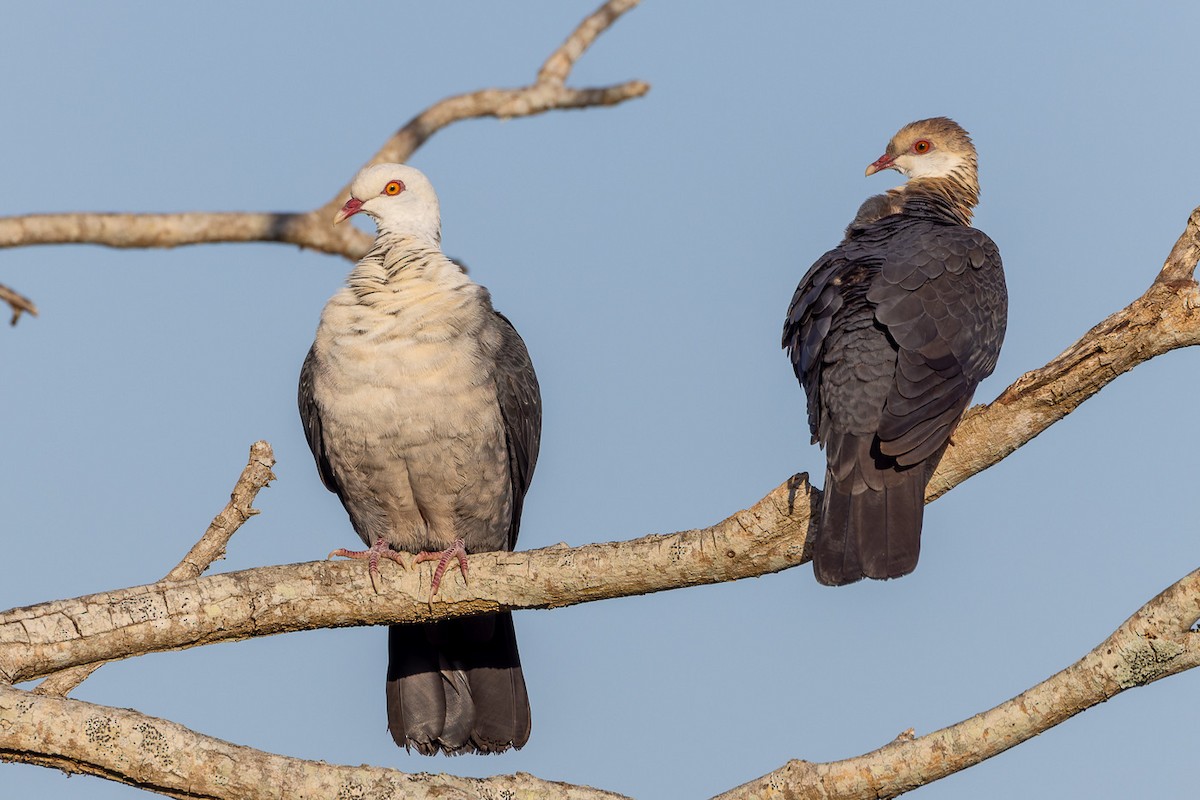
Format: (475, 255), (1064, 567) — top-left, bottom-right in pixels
(3, 2), (1198, 798)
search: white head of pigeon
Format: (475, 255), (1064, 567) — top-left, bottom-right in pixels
(334, 163), (442, 246)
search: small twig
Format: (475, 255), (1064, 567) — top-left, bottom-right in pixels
(31, 442), (275, 697)
(168, 440), (277, 583)
(0, 283), (37, 325)
(1160, 205), (1200, 283)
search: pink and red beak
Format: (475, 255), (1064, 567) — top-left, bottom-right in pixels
(333, 197), (364, 225)
(864, 153), (896, 177)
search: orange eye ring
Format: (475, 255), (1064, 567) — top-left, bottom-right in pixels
(913, 140), (932, 154)
(384, 180), (405, 196)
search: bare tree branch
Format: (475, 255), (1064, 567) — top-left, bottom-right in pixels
(0, 0), (647, 263)
(0, 684), (631, 800)
(315, 0), (647, 223)
(0, 474), (813, 685)
(713, 567), (1200, 800)
(32, 442), (275, 697)
(0, 211), (365, 259)
(0, 282), (37, 325)
(164, 440), (277, 584)
(928, 205), (1200, 500)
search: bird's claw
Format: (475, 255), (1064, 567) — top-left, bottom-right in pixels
(414, 538), (469, 600)
(328, 540), (408, 594)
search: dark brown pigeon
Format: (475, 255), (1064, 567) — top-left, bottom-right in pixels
(783, 117), (1007, 586)
(299, 164), (540, 754)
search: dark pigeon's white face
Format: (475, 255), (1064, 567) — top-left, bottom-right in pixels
(882, 118), (975, 181)
(891, 139), (968, 180)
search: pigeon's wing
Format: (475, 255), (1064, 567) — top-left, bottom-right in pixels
(492, 312), (542, 550)
(298, 345), (341, 495)
(868, 222), (1007, 466)
(783, 237), (888, 444)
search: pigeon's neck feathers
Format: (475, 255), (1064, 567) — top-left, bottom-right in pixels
(340, 237), (475, 319)
(884, 116), (981, 226)
(349, 235), (465, 294)
(369, 206), (442, 247)
(898, 163), (979, 226)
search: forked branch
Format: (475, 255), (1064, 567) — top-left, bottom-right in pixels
(0, 0), (647, 263)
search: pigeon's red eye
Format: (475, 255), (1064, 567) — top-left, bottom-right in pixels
(384, 180), (405, 196)
(913, 140), (932, 154)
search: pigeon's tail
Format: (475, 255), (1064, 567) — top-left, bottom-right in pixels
(812, 434), (928, 587)
(386, 613), (530, 756)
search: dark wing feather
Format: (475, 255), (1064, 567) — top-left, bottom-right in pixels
(783, 237), (889, 444)
(298, 346), (341, 495)
(492, 312), (542, 551)
(783, 247), (849, 441)
(868, 222), (1006, 465)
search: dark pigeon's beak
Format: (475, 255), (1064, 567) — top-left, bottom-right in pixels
(864, 154), (896, 177)
(333, 197), (364, 225)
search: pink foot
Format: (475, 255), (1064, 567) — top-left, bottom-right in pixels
(328, 538), (408, 593)
(413, 538), (468, 599)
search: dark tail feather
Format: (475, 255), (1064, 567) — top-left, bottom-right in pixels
(859, 465), (925, 580)
(386, 612), (530, 756)
(813, 460), (926, 586)
(813, 471), (863, 586)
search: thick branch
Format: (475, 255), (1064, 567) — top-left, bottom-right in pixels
(0, 475), (816, 685)
(31, 442), (276, 698)
(0, 0), (646, 263)
(0, 684), (629, 800)
(714, 568), (1200, 800)
(0, 211), (369, 260)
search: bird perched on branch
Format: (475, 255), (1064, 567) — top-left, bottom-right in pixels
(299, 163), (540, 754)
(783, 117), (1007, 586)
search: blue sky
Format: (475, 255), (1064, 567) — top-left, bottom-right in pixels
(2, 2), (1198, 798)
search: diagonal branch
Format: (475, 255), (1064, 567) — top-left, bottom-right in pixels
(713, 567), (1200, 800)
(0, 684), (631, 800)
(160, 440), (277, 584)
(0, 0), (647, 264)
(31, 442), (276, 697)
(927, 204), (1200, 499)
